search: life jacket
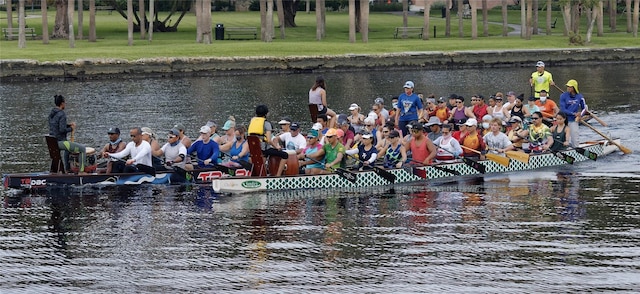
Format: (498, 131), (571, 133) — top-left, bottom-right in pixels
(248, 117), (266, 140)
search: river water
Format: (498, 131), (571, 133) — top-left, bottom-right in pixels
(1, 64), (639, 292)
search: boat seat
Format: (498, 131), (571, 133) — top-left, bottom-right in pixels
(45, 135), (65, 173)
(247, 135), (267, 177)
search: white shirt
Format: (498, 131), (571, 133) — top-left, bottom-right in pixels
(110, 140), (152, 167)
(279, 132), (307, 152)
(483, 132), (513, 152)
(161, 142), (187, 168)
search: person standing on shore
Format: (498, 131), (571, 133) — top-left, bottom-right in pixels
(529, 61), (555, 98)
(559, 79), (587, 147)
(309, 76), (337, 128)
(395, 81), (424, 137)
(48, 94), (87, 174)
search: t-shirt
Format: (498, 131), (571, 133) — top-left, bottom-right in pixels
(160, 142), (187, 168)
(531, 70), (554, 96)
(322, 142), (346, 169)
(187, 139), (220, 168)
(303, 143), (324, 169)
(483, 132), (512, 152)
(278, 132), (307, 151)
(535, 99), (558, 118)
(397, 93), (423, 122)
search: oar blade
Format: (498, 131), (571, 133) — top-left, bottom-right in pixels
(373, 166), (396, 183)
(463, 157), (486, 174)
(575, 147), (597, 161)
(552, 151), (575, 164)
(432, 164), (461, 176)
(581, 120), (632, 155)
(505, 150), (530, 164)
(486, 153), (510, 167)
(135, 164), (156, 177)
(335, 168), (358, 183)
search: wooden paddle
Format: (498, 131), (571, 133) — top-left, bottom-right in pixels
(348, 154), (396, 183)
(580, 120), (632, 154)
(306, 156), (358, 183)
(461, 146), (510, 167)
(586, 110), (608, 127)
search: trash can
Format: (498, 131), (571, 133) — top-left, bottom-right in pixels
(215, 23), (224, 40)
(441, 7), (446, 18)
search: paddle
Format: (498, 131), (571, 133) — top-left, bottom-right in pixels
(505, 150), (530, 164)
(580, 120), (632, 154)
(347, 154), (395, 183)
(109, 156), (156, 176)
(408, 159), (461, 176)
(574, 146), (597, 161)
(586, 110), (608, 127)
(219, 152), (254, 171)
(551, 150), (575, 164)
(306, 156), (358, 183)
(461, 146), (510, 167)
(437, 146), (486, 174)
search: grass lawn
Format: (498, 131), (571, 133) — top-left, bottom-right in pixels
(0, 9), (638, 61)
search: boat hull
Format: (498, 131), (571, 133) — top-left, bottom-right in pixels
(212, 140), (618, 194)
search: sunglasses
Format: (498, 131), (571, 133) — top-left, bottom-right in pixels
(456, 101), (463, 104)
(383, 131), (389, 133)
(442, 132), (450, 135)
(325, 135), (334, 139)
(411, 129), (421, 133)
(532, 117), (541, 120)
(168, 135), (178, 138)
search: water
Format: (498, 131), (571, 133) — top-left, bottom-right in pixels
(1, 64), (640, 292)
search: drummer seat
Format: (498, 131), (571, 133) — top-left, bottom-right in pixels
(247, 135), (267, 177)
(45, 135), (65, 173)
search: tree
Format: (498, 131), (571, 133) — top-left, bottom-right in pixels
(502, 0), (508, 36)
(6, 0), (13, 40)
(360, 0), (368, 42)
(423, 0), (433, 40)
(349, 0), (355, 42)
(282, 0), (299, 27)
(18, 0), (26, 48)
(78, 0), (83, 40)
(127, 0), (133, 46)
(139, 0), (145, 39)
(89, 0), (96, 42)
(106, 0), (193, 32)
(41, 0), (49, 43)
(276, 0), (285, 39)
(316, 0), (325, 40)
(68, 0), (75, 47)
(470, 0), (477, 39)
(482, 0), (488, 37)
(52, 0), (69, 38)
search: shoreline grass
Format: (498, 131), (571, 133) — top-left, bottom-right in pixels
(1, 10), (638, 62)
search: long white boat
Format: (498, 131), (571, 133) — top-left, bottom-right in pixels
(211, 140), (621, 194)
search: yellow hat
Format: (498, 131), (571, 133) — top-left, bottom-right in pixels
(566, 79), (579, 93)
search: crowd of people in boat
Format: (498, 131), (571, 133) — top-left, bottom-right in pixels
(48, 60), (590, 176)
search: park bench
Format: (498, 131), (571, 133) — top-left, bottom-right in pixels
(2, 27), (37, 40)
(225, 27), (257, 40)
(394, 27), (423, 39)
(95, 6), (116, 14)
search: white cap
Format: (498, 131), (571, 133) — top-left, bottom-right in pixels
(403, 81), (414, 88)
(312, 122), (323, 130)
(348, 103), (359, 111)
(464, 118), (478, 127)
(199, 126), (211, 134)
(536, 61), (545, 67)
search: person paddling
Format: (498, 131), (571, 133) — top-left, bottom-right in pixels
(106, 127), (153, 173)
(48, 94), (87, 174)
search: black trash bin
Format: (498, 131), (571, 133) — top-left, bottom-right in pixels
(215, 23), (224, 40)
(441, 7), (446, 18)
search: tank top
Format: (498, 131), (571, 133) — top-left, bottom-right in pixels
(410, 137), (432, 164)
(435, 108), (449, 122)
(309, 87), (325, 112)
(492, 105), (505, 120)
(435, 136), (456, 161)
(550, 125), (568, 151)
(461, 133), (482, 156)
(384, 143), (402, 169)
(452, 107), (467, 122)
(510, 105), (525, 121)
(230, 139), (249, 162)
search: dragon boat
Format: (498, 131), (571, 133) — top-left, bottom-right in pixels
(211, 139), (621, 194)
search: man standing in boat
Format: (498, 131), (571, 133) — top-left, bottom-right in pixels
(395, 81), (424, 137)
(106, 127), (153, 173)
(48, 94), (87, 174)
(529, 61), (555, 98)
(559, 79), (588, 147)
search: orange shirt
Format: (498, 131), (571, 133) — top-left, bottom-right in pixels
(410, 136), (432, 164)
(460, 132), (485, 156)
(535, 99), (558, 118)
(435, 108), (450, 122)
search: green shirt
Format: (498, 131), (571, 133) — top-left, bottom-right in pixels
(322, 142), (346, 169)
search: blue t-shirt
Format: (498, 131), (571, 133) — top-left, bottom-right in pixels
(559, 92), (586, 121)
(398, 92), (423, 122)
(187, 139), (220, 168)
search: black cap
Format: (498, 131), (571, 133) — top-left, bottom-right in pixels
(107, 127), (120, 134)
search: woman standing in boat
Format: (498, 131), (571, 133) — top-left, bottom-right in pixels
(309, 76), (337, 128)
(48, 94), (87, 174)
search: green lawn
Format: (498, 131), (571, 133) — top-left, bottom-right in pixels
(0, 9), (637, 61)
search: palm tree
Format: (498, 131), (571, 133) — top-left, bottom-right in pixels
(423, 0), (433, 40)
(18, 0), (26, 48)
(127, 0), (133, 46)
(276, 0), (285, 39)
(349, 0), (355, 42)
(89, 0), (96, 42)
(68, 0), (75, 47)
(359, 0), (369, 42)
(41, 0), (50, 43)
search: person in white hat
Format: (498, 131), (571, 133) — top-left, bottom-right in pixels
(529, 60), (555, 98)
(395, 80), (424, 137)
(347, 103), (365, 134)
(459, 118), (486, 158)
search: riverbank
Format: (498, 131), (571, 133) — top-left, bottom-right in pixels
(1, 47), (639, 82)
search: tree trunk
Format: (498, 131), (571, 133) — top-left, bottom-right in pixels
(571, 2), (580, 34)
(609, 0), (616, 32)
(77, 0), (83, 40)
(526, 0), (532, 39)
(403, 0), (408, 27)
(445, 0), (451, 37)
(53, 0), (69, 38)
(520, 0), (526, 38)
(502, 0), (507, 36)
(127, 0), (133, 46)
(546, 0), (551, 35)
(597, 1), (603, 36)
(265, 0), (274, 42)
(470, 0), (477, 39)
(458, 0), (463, 37)
(562, 4), (570, 36)
(586, 6), (597, 42)
(633, 0), (639, 37)
(306, 0), (310, 14)
(195, 0), (202, 42)
(626, 0), (632, 33)
(88, 0), (95, 41)
(282, 1), (298, 27)
(482, 0), (488, 36)
(532, 0), (538, 35)
(148, 0), (154, 41)
(203, 0), (211, 44)
(42, 0), (49, 43)
(6, 0), (13, 41)
(276, 0), (285, 39)
(360, 0), (368, 42)
(68, 0), (75, 47)
(316, 0), (324, 40)
(18, 0), (26, 48)
(349, 0), (355, 42)
(138, 0), (145, 39)
(423, 1), (431, 40)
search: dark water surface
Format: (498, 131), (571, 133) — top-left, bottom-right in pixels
(1, 64), (639, 292)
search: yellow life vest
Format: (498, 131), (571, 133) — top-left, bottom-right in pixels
(248, 116), (266, 138)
